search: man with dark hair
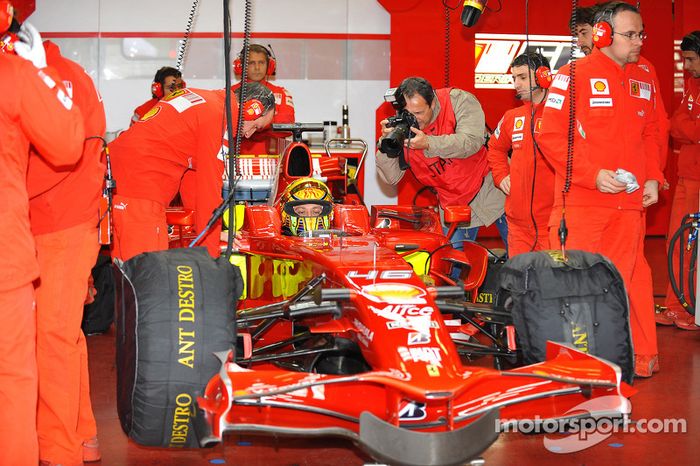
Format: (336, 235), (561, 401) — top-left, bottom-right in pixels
(376, 76), (506, 247)
(487, 52), (555, 256)
(233, 44), (295, 154)
(109, 81), (275, 261)
(539, 2), (664, 377)
(657, 31), (700, 331)
(572, 6), (598, 56)
(130, 66), (184, 125)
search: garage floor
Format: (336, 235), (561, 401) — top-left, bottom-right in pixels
(86, 237), (698, 465)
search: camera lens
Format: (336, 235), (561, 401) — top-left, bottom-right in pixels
(380, 124), (410, 157)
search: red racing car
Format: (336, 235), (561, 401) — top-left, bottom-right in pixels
(116, 125), (634, 466)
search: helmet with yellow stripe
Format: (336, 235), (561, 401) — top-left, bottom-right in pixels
(279, 178), (334, 236)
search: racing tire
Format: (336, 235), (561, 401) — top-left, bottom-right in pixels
(115, 247), (243, 447)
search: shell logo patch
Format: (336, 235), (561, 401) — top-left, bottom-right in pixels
(590, 79), (609, 95)
(513, 116), (525, 131)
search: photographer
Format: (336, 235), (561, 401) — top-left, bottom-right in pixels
(376, 76), (506, 247)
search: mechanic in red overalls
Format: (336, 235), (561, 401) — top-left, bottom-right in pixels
(26, 39), (106, 465)
(130, 66), (184, 125)
(487, 52), (555, 256)
(109, 82), (275, 261)
(376, 76), (506, 247)
(573, 2), (674, 352)
(538, 3), (664, 377)
(232, 44), (295, 154)
(657, 31), (700, 331)
(0, 14), (84, 465)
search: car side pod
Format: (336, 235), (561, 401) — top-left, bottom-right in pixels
(359, 408), (500, 466)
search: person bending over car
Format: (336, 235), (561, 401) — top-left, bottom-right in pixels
(278, 178), (334, 236)
(109, 82), (275, 261)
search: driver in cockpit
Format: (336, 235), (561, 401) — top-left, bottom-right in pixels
(279, 178), (334, 236)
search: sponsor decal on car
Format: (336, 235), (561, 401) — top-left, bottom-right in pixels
(399, 401), (427, 421)
(407, 331), (431, 345)
(360, 282), (427, 304)
(397, 346), (443, 367)
(353, 318), (375, 346)
(370, 304), (434, 318)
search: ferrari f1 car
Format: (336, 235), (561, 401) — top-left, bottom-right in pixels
(116, 124), (635, 466)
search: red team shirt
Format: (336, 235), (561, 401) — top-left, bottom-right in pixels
(487, 101), (555, 227)
(27, 41), (106, 235)
(671, 76), (700, 180)
(538, 48), (664, 213)
(0, 54), (84, 290)
(110, 88), (237, 255)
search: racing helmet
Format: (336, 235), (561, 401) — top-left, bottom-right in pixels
(280, 178), (334, 236)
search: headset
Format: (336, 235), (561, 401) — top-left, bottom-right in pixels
(233, 44), (276, 77)
(242, 98), (265, 121)
(150, 67), (186, 99)
(513, 52), (552, 90)
(530, 54), (552, 89)
(0, 1), (12, 34)
(592, 2), (639, 49)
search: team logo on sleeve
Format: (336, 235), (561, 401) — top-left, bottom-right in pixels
(629, 79), (651, 101)
(62, 81), (74, 99)
(513, 116), (525, 131)
(590, 79), (609, 95)
(545, 93), (565, 110)
(140, 105), (161, 122)
(534, 118), (543, 134)
(551, 74), (570, 91)
(493, 116), (504, 139)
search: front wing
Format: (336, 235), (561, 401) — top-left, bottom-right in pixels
(197, 342), (633, 466)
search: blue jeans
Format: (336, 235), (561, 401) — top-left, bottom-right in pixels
(444, 213), (509, 252)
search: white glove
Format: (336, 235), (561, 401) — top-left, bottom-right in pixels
(14, 22), (47, 69)
(615, 168), (640, 194)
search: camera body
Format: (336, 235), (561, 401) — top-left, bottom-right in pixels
(380, 87), (420, 159)
(381, 110), (419, 158)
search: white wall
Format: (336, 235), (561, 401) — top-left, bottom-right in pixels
(28, 0), (397, 206)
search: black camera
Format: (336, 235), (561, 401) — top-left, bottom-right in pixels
(380, 109), (419, 158)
